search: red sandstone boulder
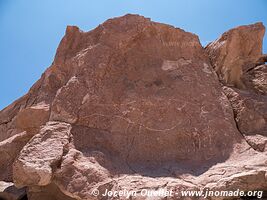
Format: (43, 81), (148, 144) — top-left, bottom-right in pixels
(205, 22), (265, 89)
(15, 103), (50, 132)
(0, 132), (33, 182)
(0, 14), (266, 200)
(206, 23), (267, 156)
(48, 14), (241, 165)
(13, 121), (71, 188)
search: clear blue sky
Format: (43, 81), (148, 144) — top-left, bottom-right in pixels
(0, 0), (267, 110)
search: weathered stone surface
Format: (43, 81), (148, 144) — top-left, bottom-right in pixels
(0, 181), (26, 200)
(205, 22), (267, 155)
(0, 98), (50, 142)
(245, 134), (267, 152)
(0, 103), (48, 183)
(223, 86), (267, 137)
(0, 131), (33, 182)
(0, 14), (267, 200)
(49, 142), (267, 200)
(0, 95), (28, 142)
(205, 22), (265, 89)
(15, 102), (50, 133)
(245, 64), (267, 94)
(13, 121), (71, 188)
(49, 14), (241, 165)
(54, 148), (111, 199)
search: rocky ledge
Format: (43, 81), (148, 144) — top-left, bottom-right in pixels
(0, 14), (266, 200)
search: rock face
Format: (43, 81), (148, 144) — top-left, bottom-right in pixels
(205, 22), (265, 89)
(0, 14), (267, 200)
(48, 14), (240, 165)
(223, 86), (267, 136)
(13, 122), (72, 188)
(0, 131), (33, 182)
(15, 103), (50, 133)
(206, 22), (267, 157)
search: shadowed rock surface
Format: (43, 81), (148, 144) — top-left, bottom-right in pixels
(0, 181), (26, 200)
(0, 14), (267, 200)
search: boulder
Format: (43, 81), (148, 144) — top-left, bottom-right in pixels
(51, 142), (267, 200)
(245, 134), (267, 152)
(0, 95), (28, 142)
(0, 14), (266, 200)
(13, 121), (71, 188)
(53, 148), (111, 200)
(15, 103), (50, 133)
(0, 103), (49, 183)
(49, 14), (241, 165)
(205, 22), (265, 89)
(206, 22), (267, 155)
(0, 131), (33, 182)
(223, 86), (267, 137)
(245, 64), (267, 94)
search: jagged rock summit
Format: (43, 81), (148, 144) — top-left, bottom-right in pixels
(0, 14), (267, 200)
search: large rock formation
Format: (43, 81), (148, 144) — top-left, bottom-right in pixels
(205, 22), (265, 89)
(205, 22), (267, 156)
(0, 14), (267, 200)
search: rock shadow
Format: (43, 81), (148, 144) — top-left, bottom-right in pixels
(71, 125), (235, 178)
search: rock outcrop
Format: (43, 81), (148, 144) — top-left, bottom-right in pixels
(0, 14), (266, 200)
(13, 121), (72, 188)
(205, 22), (265, 89)
(0, 131), (33, 182)
(223, 87), (267, 136)
(205, 22), (267, 157)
